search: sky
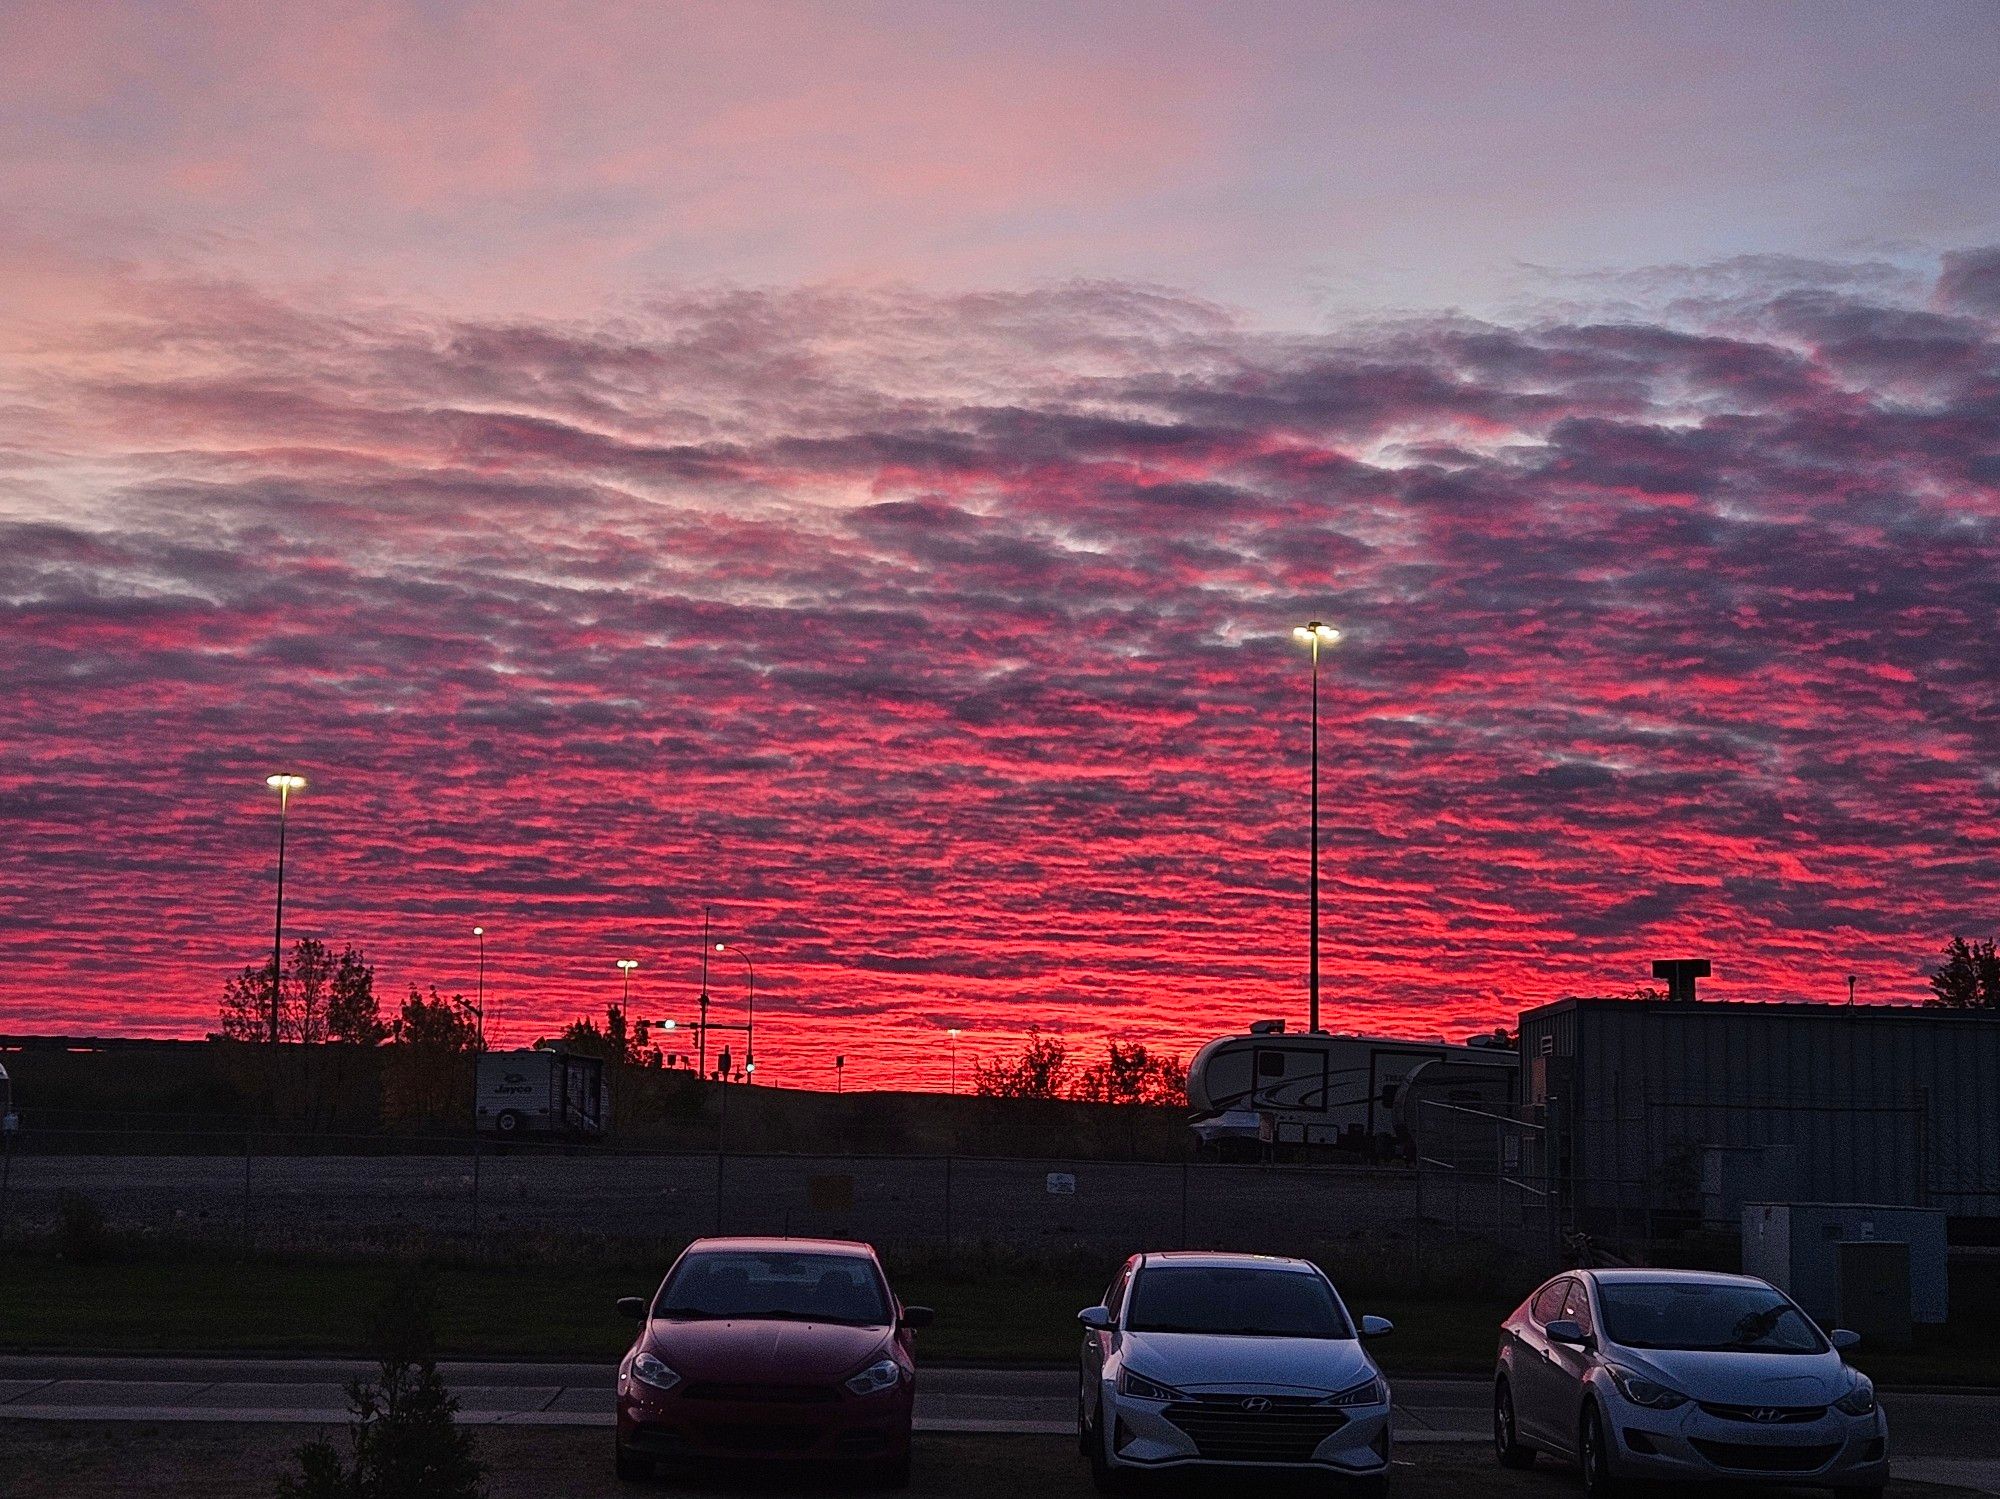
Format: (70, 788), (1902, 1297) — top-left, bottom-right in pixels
(1, 1), (1997, 1089)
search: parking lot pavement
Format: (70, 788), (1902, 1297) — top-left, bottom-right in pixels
(0, 1357), (1482, 1438)
(0, 1424), (1992, 1499)
(0, 1355), (1994, 1480)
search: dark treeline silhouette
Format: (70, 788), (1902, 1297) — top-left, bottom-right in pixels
(1928, 936), (2000, 1010)
(972, 1026), (1188, 1106)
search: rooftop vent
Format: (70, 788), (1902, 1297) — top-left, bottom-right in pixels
(1651, 958), (1711, 1003)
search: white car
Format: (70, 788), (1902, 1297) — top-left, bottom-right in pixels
(1077, 1251), (1393, 1493)
(1494, 1268), (1889, 1497)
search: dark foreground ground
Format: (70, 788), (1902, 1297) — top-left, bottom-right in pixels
(0, 1425), (1987, 1499)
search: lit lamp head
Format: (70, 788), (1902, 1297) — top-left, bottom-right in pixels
(1292, 620), (1341, 646)
(265, 773), (307, 793)
(473, 926), (484, 937)
(615, 959), (638, 973)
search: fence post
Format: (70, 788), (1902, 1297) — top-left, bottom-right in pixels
(942, 1155), (953, 1271)
(241, 1123), (254, 1257)
(0, 1125), (12, 1249)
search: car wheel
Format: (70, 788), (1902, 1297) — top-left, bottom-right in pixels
(614, 1441), (650, 1481)
(1494, 1379), (1536, 1469)
(495, 1110), (521, 1136)
(1579, 1403), (1619, 1499)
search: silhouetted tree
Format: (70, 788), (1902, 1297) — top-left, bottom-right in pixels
(543, 1004), (658, 1068)
(381, 986), (482, 1126)
(972, 1026), (1072, 1099)
(1072, 1039), (1188, 1106)
(1927, 937), (2000, 1010)
(217, 940), (382, 1044)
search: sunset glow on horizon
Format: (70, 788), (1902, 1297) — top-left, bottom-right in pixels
(2, 2), (1997, 1089)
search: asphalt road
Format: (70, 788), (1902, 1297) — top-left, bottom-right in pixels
(0, 1356), (1995, 1486)
(0, 1424), (1994, 1499)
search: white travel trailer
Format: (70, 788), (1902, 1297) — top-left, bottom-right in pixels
(475, 1047), (610, 1138)
(1186, 1023), (1515, 1159)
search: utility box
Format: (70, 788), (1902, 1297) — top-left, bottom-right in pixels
(476, 1048), (610, 1138)
(1741, 1202), (1947, 1327)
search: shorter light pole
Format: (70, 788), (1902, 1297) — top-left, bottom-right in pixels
(715, 941), (756, 1080)
(1848, 974), (1858, 1008)
(835, 1055), (845, 1093)
(616, 958), (638, 1009)
(472, 926), (486, 1047)
(948, 1029), (961, 1095)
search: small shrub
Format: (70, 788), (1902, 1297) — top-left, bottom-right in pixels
(278, 1268), (484, 1499)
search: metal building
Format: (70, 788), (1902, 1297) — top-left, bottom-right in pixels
(1517, 998), (2000, 1234)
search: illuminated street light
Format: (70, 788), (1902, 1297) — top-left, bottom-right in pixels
(715, 940), (756, 1081)
(615, 958), (638, 1007)
(1292, 620), (1341, 1034)
(948, 1028), (962, 1095)
(264, 774), (306, 1046)
(472, 926), (486, 1046)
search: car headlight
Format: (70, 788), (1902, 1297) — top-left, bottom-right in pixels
(1606, 1365), (1686, 1410)
(1321, 1374), (1389, 1408)
(631, 1352), (681, 1392)
(1835, 1375), (1876, 1416)
(845, 1356), (905, 1396)
(1118, 1368), (1183, 1402)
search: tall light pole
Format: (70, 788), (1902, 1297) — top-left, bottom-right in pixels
(698, 907), (712, 1078)
(616, 958), (638, 1009)
(948, 1029), (961, 1095)
(264, 774), (306, 1046)
(472, 926), (486, 1047)
(715, 941), (755, 1080)
(1292, 621), (1340, 1034)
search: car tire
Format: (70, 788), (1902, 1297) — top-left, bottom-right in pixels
(495, 1110), (522, 1136)
(1493, 1379), (1536, 1469)
(1579, 1402), (1620, 1499)
(614, 1441), (650, 1481)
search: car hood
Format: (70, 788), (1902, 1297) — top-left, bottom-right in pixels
(645, 1318), (892, 1384)
(1609, 1345), (1849, 1405)
(1122, 1332), (1377, 1395)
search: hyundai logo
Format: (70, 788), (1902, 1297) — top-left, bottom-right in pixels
(1748, 1408), (1785, 1423)
(1241, 1396), (1272, 1413)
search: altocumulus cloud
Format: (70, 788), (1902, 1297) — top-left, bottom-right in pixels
(0, 257), (1995, 1079)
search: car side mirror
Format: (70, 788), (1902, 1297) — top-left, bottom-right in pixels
(617, 1296), (648, 1322)
(1077, 1306), (1114, 1332)
(901, 1305), (935, 1330)
(1359, 1315), (1394, 1339)
(1545, 1319), (1588, 1346)
(1830, 1328), (1861, 1352)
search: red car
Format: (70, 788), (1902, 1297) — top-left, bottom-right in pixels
(615, 1236), (933, 1487)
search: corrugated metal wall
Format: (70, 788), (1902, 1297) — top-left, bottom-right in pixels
(1517, 1002), (2000, 1222)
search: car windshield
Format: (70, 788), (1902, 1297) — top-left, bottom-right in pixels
(1598, 1281), (1826, 1354)
(1125, 1265), (1352, 1338)
(654, 1251), (892, 1326)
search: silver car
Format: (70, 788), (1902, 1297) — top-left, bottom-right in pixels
(1078, 1251), (1394, 1494)
(1494, 1268), (1889, 1497)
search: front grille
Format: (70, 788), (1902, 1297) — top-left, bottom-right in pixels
(681, 1382), (838, 1404)
(1690, 1439), (1839, 1473)
(1163, 1399), (1349, 1464)
(1698, 1402), (1826, 1424)
(699, 1422), (820, 1452)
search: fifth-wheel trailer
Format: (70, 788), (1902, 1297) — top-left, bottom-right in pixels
(1186, 1024), (1515, 1159)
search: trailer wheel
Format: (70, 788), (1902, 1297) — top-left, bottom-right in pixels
(495, 1111), (522, 1136)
